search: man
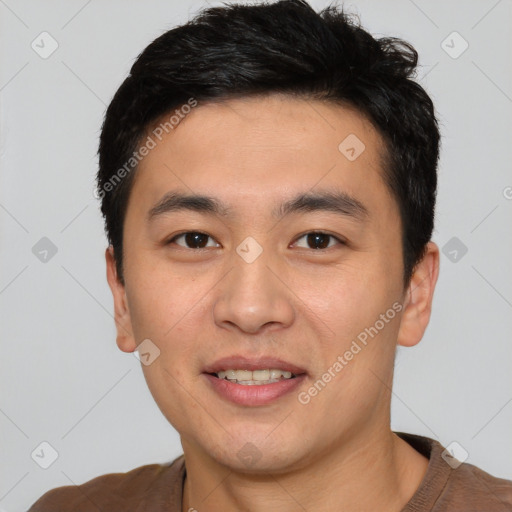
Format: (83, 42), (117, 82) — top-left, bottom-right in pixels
(30, 0), (512, 510)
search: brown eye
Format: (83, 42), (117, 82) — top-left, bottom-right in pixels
(294, 232), (343, 250)
(169, 232), (219, 249)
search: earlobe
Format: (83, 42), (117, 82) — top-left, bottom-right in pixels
(397, 242), (440, 348)
(105, 246), (137, 353)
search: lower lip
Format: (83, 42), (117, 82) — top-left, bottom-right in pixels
(203, 373), (306, 406)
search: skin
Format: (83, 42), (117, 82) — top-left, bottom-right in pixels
(106, 94), (439, 512)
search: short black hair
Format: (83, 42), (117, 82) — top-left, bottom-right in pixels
(97, 0), (439, 286)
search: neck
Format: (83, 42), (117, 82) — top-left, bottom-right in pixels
(181, 427), (428, 512)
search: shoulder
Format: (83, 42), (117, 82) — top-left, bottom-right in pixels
(28, 455), (185, 512)
(397, 432), (512, 511)
(442, 459), (512, 509)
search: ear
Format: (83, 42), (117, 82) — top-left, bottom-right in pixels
(397, 242), (440, 348)
(105, 246), (137, 353)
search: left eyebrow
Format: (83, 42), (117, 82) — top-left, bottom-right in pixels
(147, 189), (369, 223)
(273, 190), (369, 222)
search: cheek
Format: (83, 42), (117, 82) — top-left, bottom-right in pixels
(124, 259), (207, 342)
(124, 265), (214, 407)
(289, 261), (402, 384)
(291, 259), (394, 330)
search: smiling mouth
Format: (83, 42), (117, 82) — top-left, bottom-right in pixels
(209, 369), (299, 386)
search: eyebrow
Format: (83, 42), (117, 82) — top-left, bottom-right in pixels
(147, 190), (369, 222)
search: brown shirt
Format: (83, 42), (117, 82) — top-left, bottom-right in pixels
(29, 432), (512, 511)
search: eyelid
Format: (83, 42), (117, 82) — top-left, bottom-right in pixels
(291, 231), (347, 249)
(167, 231), (220, 248)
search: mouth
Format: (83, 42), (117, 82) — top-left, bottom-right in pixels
(202, 356), (307, 406)
(209, 368), (299, 386)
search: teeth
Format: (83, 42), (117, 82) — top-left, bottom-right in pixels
(270, 369), (281, 379)
(253, 370), (270, 381)
(215, 368), (296, 384)
(237, 370), (252, 381)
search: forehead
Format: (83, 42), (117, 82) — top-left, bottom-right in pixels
(130, 95), (394, 219)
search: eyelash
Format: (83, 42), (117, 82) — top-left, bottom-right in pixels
(166, 231), (346, 250)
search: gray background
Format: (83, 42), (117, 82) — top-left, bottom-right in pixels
(1, 0), (511, 510)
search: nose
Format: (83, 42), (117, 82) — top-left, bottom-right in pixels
(213, 254), (295, 335)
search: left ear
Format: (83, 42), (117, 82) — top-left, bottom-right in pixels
(397, 242), (440, 348)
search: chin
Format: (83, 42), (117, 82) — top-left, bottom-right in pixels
(202, 429), (309, 474)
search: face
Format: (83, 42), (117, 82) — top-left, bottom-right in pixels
(107, 94), (438, 473)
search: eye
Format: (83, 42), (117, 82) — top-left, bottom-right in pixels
(167, 231), (220, 249)
(293, 231), (344, 250)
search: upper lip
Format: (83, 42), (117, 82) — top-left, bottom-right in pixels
(203, 356), (307, 375)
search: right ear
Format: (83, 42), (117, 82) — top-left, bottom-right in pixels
(397, 242), (440, 348)
(105, 246), (137, 353)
